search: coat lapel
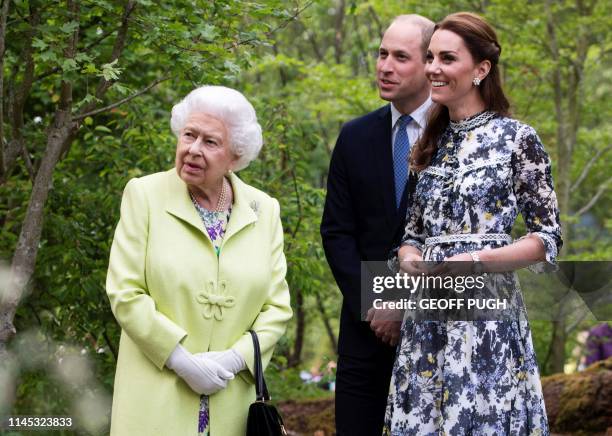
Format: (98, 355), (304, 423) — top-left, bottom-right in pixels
(164, 170), (258, 244)
(165, 169), (208, 237)
(371, 105), (397, 225)
(223, 172), (258, 243)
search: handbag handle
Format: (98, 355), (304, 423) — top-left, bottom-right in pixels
(248, 330), (270, 402)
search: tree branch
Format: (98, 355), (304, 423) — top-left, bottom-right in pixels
(92, 0), (136, 101)
(0, 0), (11, 179)
(296, 20), (323, 62)
(225, 1), (314, 50)
(73, 75), (170, 121)
(285, 163), (303, 253)
(35, 24), (120, 81)
(76, 1), (308, 124)
(4, 2), (40, 177)
(574, 176), (612, 216)
(19, 141), (35, 182)
(571, 144), (611, 191)
(351, 12), (370, 75)
(332, 0), (345, 64)
(58, 0), (78, 113)
(103, 328), (118, 361)
(367, 6), (383, 37)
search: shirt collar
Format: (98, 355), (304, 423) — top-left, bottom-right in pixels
(390, 96), (433, 130)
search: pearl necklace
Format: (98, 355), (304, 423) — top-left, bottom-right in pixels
(190, 177), (229, 213)
(215, 177), (228, 212)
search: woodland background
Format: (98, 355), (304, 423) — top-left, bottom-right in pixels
(0, 0), (610, 434)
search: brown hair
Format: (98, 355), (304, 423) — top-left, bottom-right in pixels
(411, 12), (510, 171)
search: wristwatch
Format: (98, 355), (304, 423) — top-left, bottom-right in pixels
(469, 251), (485, 275)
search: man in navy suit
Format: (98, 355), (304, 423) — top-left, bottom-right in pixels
(321, 15), (434, 435)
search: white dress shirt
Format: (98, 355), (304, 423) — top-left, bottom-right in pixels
(390, 97), (433, 157)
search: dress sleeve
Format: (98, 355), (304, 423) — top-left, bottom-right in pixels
(106, 178), (187, 370)
(512, 124), (563, 272)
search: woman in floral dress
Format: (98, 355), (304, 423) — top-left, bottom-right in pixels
(384, 13), (562, 435)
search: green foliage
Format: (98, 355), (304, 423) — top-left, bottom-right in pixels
(2, 0), (610, 423)
(1, 0), (304, 424)
(265, 365), (334, 403)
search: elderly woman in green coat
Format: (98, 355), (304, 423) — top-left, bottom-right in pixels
(106, 85), (293, 435)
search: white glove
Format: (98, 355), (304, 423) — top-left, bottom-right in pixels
(166, 344), (234, 395)
(197, 349), (247, 375)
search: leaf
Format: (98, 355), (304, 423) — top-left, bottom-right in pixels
(60, 21), (79, 34)
(81, 63), (99, 74)
(102, 70), (119, 81)
(99, 59), (123, 81)
(223, 59), (241, 75)
(199, 24), (218, 42)
(75, 53), (92, 63)
(94, 125), (112, 133)
(111, 82), (131, 95)
(61, 58), (78, 72)
(82, 94), (100, 105)
(32, 38), (48, 51)
(39, 51), (58, 63)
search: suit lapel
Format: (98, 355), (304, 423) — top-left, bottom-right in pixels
(371, 105), (397, 225)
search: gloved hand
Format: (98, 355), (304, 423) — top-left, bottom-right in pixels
(166, 344), (234, 395)
(197, 349), (247, 375)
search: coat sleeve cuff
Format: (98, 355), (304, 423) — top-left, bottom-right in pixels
(232, 334), (255, 385)
(142, 318), (187, 370)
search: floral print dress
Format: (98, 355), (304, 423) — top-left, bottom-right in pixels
(191, 193), (231, 436)
(384, 111), (562, 435)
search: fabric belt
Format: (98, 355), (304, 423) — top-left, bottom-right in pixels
(424, 233), (512, 247)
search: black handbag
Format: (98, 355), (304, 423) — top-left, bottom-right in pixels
(246, 330), (287, 436)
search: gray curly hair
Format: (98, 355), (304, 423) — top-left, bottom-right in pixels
(170, 86), (263, 171)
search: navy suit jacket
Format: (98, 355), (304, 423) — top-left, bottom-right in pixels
(321, 105), (411, 358)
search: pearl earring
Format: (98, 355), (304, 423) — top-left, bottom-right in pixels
(473, 77), (481, 86)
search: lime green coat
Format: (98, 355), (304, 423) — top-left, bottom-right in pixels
(106, 169), (292, 435)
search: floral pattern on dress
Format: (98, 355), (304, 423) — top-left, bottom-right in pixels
(384, 112), (562, 435)
(192, 195), (232, 436)
(191, 194), (231, 258)
(198, 396), (210, 435)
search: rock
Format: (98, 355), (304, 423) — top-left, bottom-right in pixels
(542, 357), (612, 434)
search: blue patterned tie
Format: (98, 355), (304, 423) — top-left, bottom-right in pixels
(393, 115), (412, 208)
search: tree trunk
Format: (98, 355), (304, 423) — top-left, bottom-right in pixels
(544, 0), (571, 374)
(288, 289), (305, 367)
(549, 318), (567, 374)
(0, 110), (74, 360)
(333, 0), (345, 64)
(0, 0), (11, 179)
(315, 291), (337, 352)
